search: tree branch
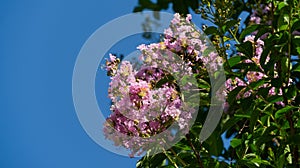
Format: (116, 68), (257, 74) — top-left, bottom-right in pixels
(186, 134), (204, 168)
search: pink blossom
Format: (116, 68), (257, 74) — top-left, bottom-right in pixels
(171, 13), (181, 25)
(186, 14), (192, 22)
(103, 13), (209, 157)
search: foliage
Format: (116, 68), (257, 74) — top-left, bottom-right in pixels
(106, 0), (300, 167)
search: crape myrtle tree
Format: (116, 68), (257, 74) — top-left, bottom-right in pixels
(104, 0), (300, 167)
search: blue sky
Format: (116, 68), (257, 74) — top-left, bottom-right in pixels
(0, 0), (142, 167)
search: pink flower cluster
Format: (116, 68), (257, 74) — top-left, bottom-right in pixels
(225, 35), (292, 107)
(243, 35), (266, 83)
(163, 13), (222, 73)
(103, 14), (214, 156)
(250, 3), (272, 25)
(250, 3), (300, 38)
(225, 36), (266, 98)
(225, 35), (266, 97)
(105, 54), (120, 76)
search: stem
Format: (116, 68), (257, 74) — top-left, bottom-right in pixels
(230, 148), (235, 167)
(228, 29), (240, 44)
(186, 134), (204, 168)
(287, 6), (299, 168)
(286, 111), (299, 167)
(169, 148), (188, 167)
(161, 139), (188, 167)
(286, 5), (292, 90)
(162, 148), (179, 168)
(238, 120), (248, 135)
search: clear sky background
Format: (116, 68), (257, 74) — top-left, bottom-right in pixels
(0, 0), (143, 167)
(0, 1), (234, 167)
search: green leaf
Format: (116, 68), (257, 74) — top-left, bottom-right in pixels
(280, 57), (289, 75)
(190, 123), (202, 136)
(174, 143), (192, 151)
(250, 109), (260, 132)
(248, 79), (266, 91)
(187, 0), (199, 10)
(177, 152), (195, 166)
(275, 106), (297, 119)
(202, 46), (215, 56)
(278, 1), (288, 10)
(157, 0), (170, 9)
(239, 25), (260, 41)
(260, 37), (272, 69)
(223, 20), (238, 33)
(297, 47), (300, 55)
(228, 56), (247, 67)
(278, 13), (289, 31)
(198, 78), (210, 89)
(292, 36), (300, 48)
(236, 41), (253, 58)
(149, 153), (167, 167)
(234, 114), (251, 118)
(257, 87), (270, 98)
(237, 159), (257, 168)
(288, 135), (300, 145)
(230, 138), (242, 148)
(227, 86), (244, 104)
(240, 96), (254, 112)
(204, 26), (218, 35)
(161, 165), (175, 168)
(244, 153), (257, 158)
(155, 74), (174, 88)
(232, 62), (260, 72)
(271, 78), (283, 87)
(254, 26), (271, 40)
(256, 125), (277, 146)
(267, 95), (283, 103)
(292, 63), (300, 72)
(292, 20), (300, 32)
(286, 85), (297, 99)
(206, 131), (224, 156)
(222, 117), (242, 133)
(133, 6), (143, 12)
(250, 158), (262, 167)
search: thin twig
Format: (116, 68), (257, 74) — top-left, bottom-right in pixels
(162, 148), (179, 168)
(162, 139), (188, 167)
(285, 5), (299, 168)
(169, 148), (188, 167)
(228, 29), (240, 44)
(186, 134), (204, 168)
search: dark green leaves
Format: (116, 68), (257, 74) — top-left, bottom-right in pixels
(227, 86), (244, 104)
(204, 26), (218, 35)
(236, 41), (253, 58)
(275, 106), (297, 119)
(292, 20), (300, 32)
(228, 56), (247, 67)
(230, 138), (241, 148)
(155, 74), (175, 88)
(136, 152), (167, 168)
(239, 25), (259, 41)
(292, 63), (300, 72)
(222, 20), (238, 33)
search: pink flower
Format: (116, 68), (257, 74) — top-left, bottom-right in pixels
(171, 13), (181, 24)
(246, 71), (264, 82)
(186, 14), (192, 22)
(109, 53), (116, 61)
